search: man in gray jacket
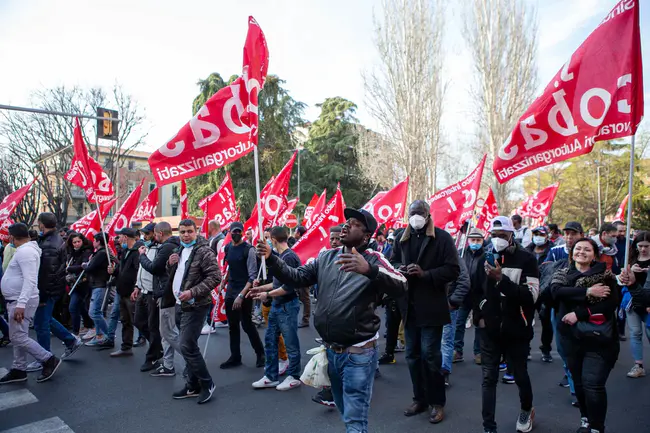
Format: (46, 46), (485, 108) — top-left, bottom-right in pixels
(0, 223), (62, 385)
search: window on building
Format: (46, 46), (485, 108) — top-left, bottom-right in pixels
(128, 180), (136, 193)
(128, 161), (136, 171)
(149, 182), (156, 193)
(171, 185), (179, 198)
(171, 206), (178, 216)
(104, 159), (113, 170)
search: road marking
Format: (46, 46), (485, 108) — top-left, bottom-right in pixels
(0, 368), (7, 378)
(0, 417), (74, 433)
(0, 389), (38, 411)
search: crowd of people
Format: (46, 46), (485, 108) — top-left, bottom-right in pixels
(0, 205), (647, 433)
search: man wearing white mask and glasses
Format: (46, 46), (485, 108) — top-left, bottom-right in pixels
(473, 216), (539, 433)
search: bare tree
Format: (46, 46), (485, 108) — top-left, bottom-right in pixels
(363, 0), (446, 202)
(462, 0), (538, 209)
(0, 158), (39, 225)
(356, 127), (401, 192)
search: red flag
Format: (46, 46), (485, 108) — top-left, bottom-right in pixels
(243, 175), (276, 240)
(302, 193), (319, 226)
(180, 180), (188, 219)
(211, 287), (228, 322)
(428, 155), (486, 236)
(261, 152), (297, 223)
(69, 198), (117, 242)
(305, 189), (327, 229)
(614, 194), (629, 221)
(277, 198), (299, 226)
(0, 180), (36, 224)
(362, 178), (409, 227)
(516, 183), (560, 219)
(132, 187), (159, 223)
(493, 1), (643, 183)
(293, 187), (346, 264)
(199, 172), (238, 232)
(476, 188), (499, 236)
(106, 180), (144, 238)
(65, 118), (114, 203)
(148, 17), (269, 186)
(0, 218), (14, 243)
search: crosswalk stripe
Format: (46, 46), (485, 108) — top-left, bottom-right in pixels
(0, 368), (7, 378)
(0, 389), (38, 411)
(0, 417), (74, 433)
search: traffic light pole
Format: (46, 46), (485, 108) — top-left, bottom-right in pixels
(0, 104), (120, 123)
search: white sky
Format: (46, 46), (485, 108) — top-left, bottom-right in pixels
(1, 0), (648, 181)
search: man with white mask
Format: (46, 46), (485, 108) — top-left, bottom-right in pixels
(391, 200), (460, 425)
(473, 216), (539, 433)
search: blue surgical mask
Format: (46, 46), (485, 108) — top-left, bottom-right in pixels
(143, 240), (152, 247)
(181, 240), (197, 248)
(469, 243), (482, 251)
(121, 243), (127, 250)
(39, 231), (44, 237)
(532, 236), (546, 246)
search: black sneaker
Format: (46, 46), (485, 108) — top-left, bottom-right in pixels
(576, 417), (589, 432)
(150, 364), (176, 377)
(312, 387), (336, 407)
(502, 373), (515, 384)
(443, 371), (450, 388)
(220, 358), (242, 369)
(197, 381), (216, 404)
(378, 352), (395, 365)
(172, 384), (200, 399)
(0, 368), (27, 384)
(255, 354), (265, 368)
(140, 360), (160, 372)
(133, 336), (147, 347)
(0, 337), (10, 347)
(559, 375), (570, 388)
(541, 352), (553, 363)
(96, 339), (115, 351)
(36, 356), (62, 383)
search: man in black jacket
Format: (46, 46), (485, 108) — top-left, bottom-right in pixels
(256, 208), (407, 433)
(391, 200), (460, 424)
(32, 213), (81, 370)
(475, 216), (539, 433)
(139, 221), (180, 377)
(107, 228), (143, 357)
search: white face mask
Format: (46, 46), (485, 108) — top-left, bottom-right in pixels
(409, 215), (427, 231)
(532, 236), (546, 246)
(491, 237), (510, 252)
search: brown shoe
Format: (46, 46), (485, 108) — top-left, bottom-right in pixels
(474, 354), (482, 365)
(404, 401), (428, 417)
(110, 349), (133, 358)
(429, 405), (444, 424)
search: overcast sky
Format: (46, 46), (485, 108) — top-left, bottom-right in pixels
(0, 0), (648, 178)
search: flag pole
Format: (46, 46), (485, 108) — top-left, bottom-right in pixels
(253, 145), (267, 279)
(623, 134), (635, 269)
(95, 201), (112, 265)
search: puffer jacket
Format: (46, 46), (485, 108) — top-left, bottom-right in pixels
(66, 245), (93, 293)
(448, 255), (471, 308)
(140, 236), (180, 308)
(37, 230), (67, 300)
(113, 241), (144, 297)
(268, 244), (407, 347)
(85, 248), (112, 289)
(166, 236), (221, 310)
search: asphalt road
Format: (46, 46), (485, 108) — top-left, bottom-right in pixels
(1, 310), (649, 433)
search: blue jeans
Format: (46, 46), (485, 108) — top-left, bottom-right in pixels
(264, 298), (301, 381)
(69, 288), (93, 335)
(0, 315), (8, 338)
(34, 296), (76, 352)
(441, 309), (458, 373)
(107, 294), (121, 342)
(627, 309), (650, 362)
(327, 346), (379, 433)
(454, 305), (480, 356)
(551, 309), (575, 394)
(90, 288), (109, 337)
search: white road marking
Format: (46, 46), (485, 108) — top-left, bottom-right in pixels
(0, 368), (8, 378)
(0, 417), (74, 433)
(0, 389), (38, 411)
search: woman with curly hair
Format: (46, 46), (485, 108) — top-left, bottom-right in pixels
(65, 232), (95, 339)
(551, 237), (619, 433)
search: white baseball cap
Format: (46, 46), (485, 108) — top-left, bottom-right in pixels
(489, 216), (515, 233)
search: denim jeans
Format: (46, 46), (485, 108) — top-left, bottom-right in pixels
(34, 296), (76, 352)
(107, 294), (121, 342)
(90, 288), (108, 337)
(264, 298), (301, 381)
(441, 309), (458, 373)
(180, 304), (213, 389)
(69, 288), (94, 335)
(454, 305), (480, 356)
(627, 309), (650, 362)
(8, 299), (53, 371)
(405, 320), (446, 407)
(327, 346), (379, 433)
(551, 308), (575, 394)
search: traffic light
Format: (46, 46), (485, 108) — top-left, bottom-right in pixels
(97, 108), (119, 141)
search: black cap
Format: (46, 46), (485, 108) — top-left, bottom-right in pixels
(563, 221), (584, 234)
(8, 222), (29, 239)
(344, 208), (378, 234)
(532, 226), (548, 235)
(296, 226), (307, 236)
(141, 222), (156, 233)
(230, 222), (244, 232)
(116, 227), (139, 238)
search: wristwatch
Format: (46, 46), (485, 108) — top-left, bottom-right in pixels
(237, 293), (244, 299)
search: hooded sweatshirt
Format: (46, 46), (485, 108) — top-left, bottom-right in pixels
(1, 241), (42, 308)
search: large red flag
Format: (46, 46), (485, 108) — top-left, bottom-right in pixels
(429, 155), (486, 236)
(132, 187), (159, 223)
(243, 175), (276, 240)
(180, 180), (189, 219)
(0, 180), (36, 224)
(302, 193), (319, 226)
(362, 178), (409, 227)
(277, 198), (299, 226)
(69, 198), (117, 242)
(148, 17), (269, 186)
(614, 194), (629, 221)
(199, 172), (238, 233)
(261, 152), (297, 223)
(493, 1), (643, 183)
(516, 183), (560, 219)
(65, 118), (114, 204)
(476, 188), (499, 236)
(293, 187), (346, 264)
(305, 189), (327, 229)
(106, 180), (144, 237)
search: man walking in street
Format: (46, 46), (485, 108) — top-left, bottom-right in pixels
(168, 219), (220, 404)
(257, 208), (407, 433)
(133, 223), (164, 372)
(391, 200), (460, 424)
(0, 223), (62, 385)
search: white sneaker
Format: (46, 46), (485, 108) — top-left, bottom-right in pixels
(214, 321), (229, 328)
(252, 376), (280, 389)
(395, 341), (406, 352)
(276, 375), (301, 391)
(200, 324), (215, 335)
(82, 329), (96, 340)
(26, 361), (43, 372)
(279, 359), (289, 376)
